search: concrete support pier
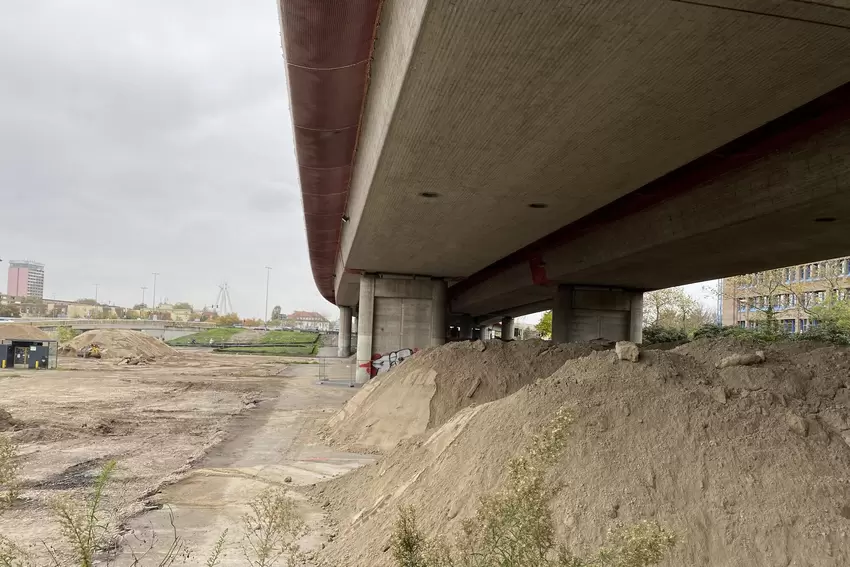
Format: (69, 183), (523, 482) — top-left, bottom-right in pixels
(550, 286), (643, 343)
(355, 274), (447, 383)
(629, 291), (644, 344)
(459, 315), (473, 339)
(479, 325), (491, 340)
(338, 305), (352, 357)
(355, 274), (376, 384)
(501, 316), (514, 340)
(431, 279), (447, 346)
(552, 285), (573, 343)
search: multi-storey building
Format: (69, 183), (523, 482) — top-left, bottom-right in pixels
(6, 260), (45, 299)
(721, 257), (850, 333)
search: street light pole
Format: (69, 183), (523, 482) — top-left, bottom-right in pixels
(151, 273), (159, 315)
(94, 283), (99, 304)
(141, 286), (147, 307)
(264, 266), (272, 325)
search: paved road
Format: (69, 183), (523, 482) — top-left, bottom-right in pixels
(120, 358), (371, 565)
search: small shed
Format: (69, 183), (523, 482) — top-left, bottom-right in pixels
(0, 338), (58, 369)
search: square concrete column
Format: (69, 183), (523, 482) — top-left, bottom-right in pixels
(501, 316), (514, 340)
(459, 315), (473, 339)
(629, 291), (644, 344)
(355, 274), (376, 384)
(338, 305), (352, 357)
(552, 284), (573, 343)
(430, 279), (447, 346)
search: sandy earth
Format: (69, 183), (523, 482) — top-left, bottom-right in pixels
(119, 354), (371, 566)
(0, 350), (368, 565)
(315, 339), (850, 567)
(8, 337), (850, 567)
(323, 340), (597, 452)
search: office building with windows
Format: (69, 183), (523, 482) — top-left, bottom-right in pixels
(720, 257), (850, 333)
(6, 260), (45, 299)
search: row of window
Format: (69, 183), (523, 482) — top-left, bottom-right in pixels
(738, 318), (815, 333)
(737, 289), (850, 311)
(738, 258), (850, 287)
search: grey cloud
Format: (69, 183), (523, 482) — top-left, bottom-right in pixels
(0, 0), (331, 318)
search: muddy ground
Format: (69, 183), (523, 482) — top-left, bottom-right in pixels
(0, 350), (367, 565)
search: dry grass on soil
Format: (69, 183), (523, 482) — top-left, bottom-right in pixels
(0, 352), (287, 565)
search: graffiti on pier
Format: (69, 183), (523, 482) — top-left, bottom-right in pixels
(359, 347), (418, 378)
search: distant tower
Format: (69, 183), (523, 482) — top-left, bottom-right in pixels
(7, 260), (45, 299)
(213, 283), (234, 314)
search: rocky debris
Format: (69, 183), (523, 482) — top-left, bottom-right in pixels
(717, 350), (765, 369)
(615, 341), (640, 362)
(465, 377), (482, 398)
(588, 338), (616, 349)
(58, 344), (77, 356)
(116, 355), (155, 366)
(0, 408), (17, 431)
(709, 385), (728, 404)
(786, 413), (809, 437)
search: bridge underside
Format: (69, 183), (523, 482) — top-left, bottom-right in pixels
(450, 87), (850, 320)
(328, 0), (850, 312)
(282, 0), (850, 365)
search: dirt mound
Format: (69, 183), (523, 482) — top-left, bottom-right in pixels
(0, 408), (17, 431)
(0, 324), (49, 341)
(315, 341), (850, 567)
(66, 330), (176, 359)
(324, 339), (596, 452)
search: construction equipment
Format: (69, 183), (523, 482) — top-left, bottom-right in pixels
(77, 344), (102, 359)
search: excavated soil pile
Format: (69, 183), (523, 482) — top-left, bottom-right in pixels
(323, 339), (596, 452)
(0, 324), (49, 341)
(66, 329), (177, 359)
(315, 339), (850, 567)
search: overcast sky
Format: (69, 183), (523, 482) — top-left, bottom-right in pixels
(0, 1), (335, 319)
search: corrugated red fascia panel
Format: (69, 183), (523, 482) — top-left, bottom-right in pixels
(280, 1), (382, 304)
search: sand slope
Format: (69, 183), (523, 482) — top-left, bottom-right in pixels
(67, 329), (177, 359)
(316, 339), (850, 567)
(323, 339), (595, 452)
(0, 324), (50, 341)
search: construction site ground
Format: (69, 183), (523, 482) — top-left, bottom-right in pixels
(0, 349), (368, 565)
(4, 337), (850, 566)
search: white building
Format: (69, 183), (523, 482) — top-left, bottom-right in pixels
(287, 310), (331, 331)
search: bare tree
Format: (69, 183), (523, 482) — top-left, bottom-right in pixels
(644, 287), (712, 333)
(643, 288), (677, 327)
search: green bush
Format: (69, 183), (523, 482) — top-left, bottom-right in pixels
(390, 409), (676, 567)
(694, 321), (850, 346)
(692, 323), (793, 343)
(794, 325), (850, 346)
(691, 324), (723, 340)
(56, 327), (79, 344)
(641, 325), (687, 345)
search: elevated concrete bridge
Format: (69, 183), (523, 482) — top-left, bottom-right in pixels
(278, 0), (850, 381)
